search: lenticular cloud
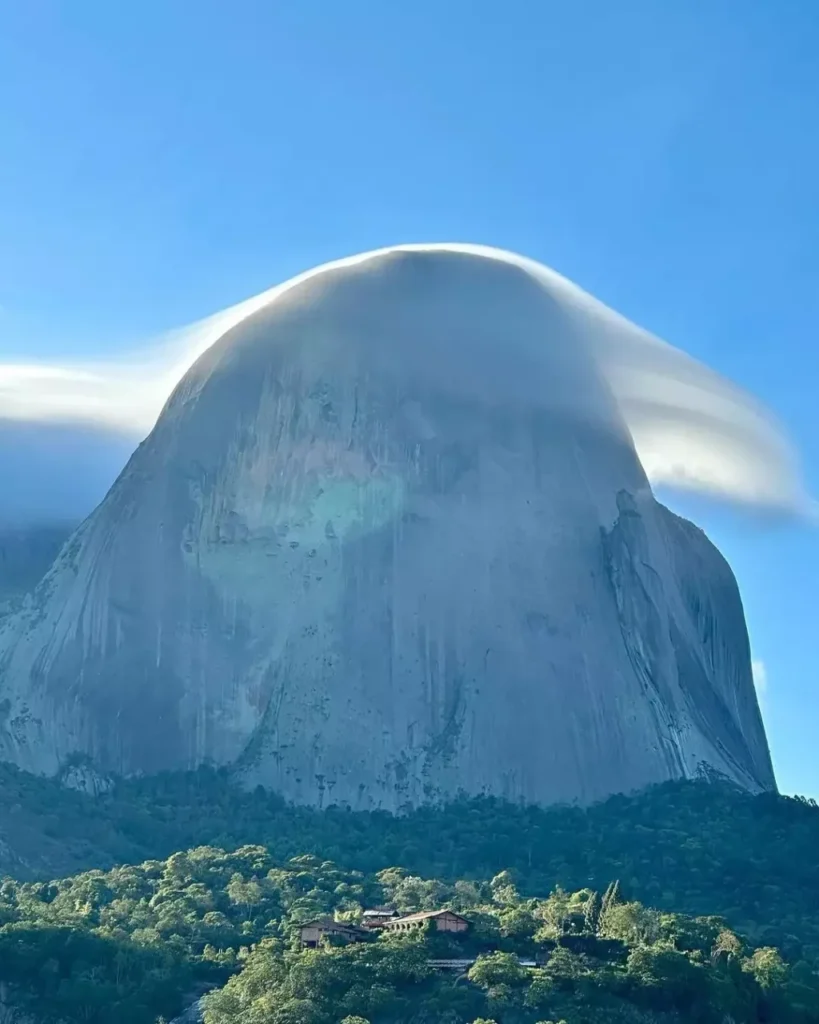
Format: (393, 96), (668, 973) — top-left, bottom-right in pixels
(0, 244), (810, 517)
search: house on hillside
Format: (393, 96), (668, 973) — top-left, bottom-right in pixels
(362, 906), (400, 928)
(299, 917), (369, 948)
(382, 909), (470, 934)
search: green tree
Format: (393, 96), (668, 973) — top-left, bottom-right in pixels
(626, 941), (707, 1011)
(742, 946), (789, 989)
(468, 951), (528, 990)
(583, 891), (601, 935)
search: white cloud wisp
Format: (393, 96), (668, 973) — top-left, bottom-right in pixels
(0, 244), (811, 518)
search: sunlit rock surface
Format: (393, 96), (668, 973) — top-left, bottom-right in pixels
(0, 249), (775, 807)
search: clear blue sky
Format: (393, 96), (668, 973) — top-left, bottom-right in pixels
(1, 1), (817, 795)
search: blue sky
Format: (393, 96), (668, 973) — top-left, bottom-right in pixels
(0, 1), (817, 795)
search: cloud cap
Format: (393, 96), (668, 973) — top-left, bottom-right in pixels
(0, 243), (810, 519)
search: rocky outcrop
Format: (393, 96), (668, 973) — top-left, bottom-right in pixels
(602, 493), (772, 793)
(57, 758), (113, 796)
(0, 248), (775, 808)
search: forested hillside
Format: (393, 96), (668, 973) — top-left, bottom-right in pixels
(1, 844), (817, 1024)
(3, 766), (819, 961)
(1, 767), (818, 1022)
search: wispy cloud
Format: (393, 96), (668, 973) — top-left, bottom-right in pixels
(0, 243), (811, 518)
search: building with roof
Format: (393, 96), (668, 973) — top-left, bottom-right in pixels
(382, 909), (470, 934)
(361, 906), (400, 928)
(299, 917), (369, 948)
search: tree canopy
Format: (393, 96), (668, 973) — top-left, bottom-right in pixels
(0, 766), (818, 1022)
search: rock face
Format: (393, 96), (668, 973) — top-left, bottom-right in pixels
(0, 248), (775, 808)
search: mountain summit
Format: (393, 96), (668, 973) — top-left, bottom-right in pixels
(0, 247), (775, 807)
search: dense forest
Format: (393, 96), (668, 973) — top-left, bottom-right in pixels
(2, 843), (818, 1023)
(1, 766), (818, 1022)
